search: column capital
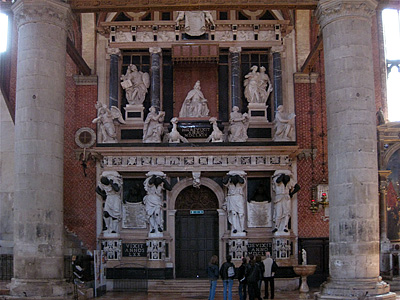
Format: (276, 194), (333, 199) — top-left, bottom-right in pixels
(229, 47), (242, 53)
(106, 47), (121, 58)
(271, 45), (284, 53)
(149, 47), (162, 54)
(316, 0), (378, 29)
(12, 0), (71, 30)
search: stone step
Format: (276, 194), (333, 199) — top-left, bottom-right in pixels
(148, 279), (239, 295)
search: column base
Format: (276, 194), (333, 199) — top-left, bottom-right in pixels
(314, 277), (396, 300)
(7, 278), (73, 299)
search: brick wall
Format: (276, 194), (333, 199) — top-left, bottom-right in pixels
(63, 55), (98, 250)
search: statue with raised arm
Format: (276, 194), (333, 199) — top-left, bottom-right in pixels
(120, 64), (150, 105)
(179, 80), (210, 118)
(143, 171), (172, 234)
(228, 106), (249, 142)
(92, 102), (126, 143)
(96, 171), (123, 234)
(143, 106), (165, 143)
(273, 105), (296, 141)
(223, 171), (247, 234)
(272, 170), (300, 233)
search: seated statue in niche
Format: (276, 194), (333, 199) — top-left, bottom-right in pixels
(96, 171), (123, 234)
(228, 106), (249, 142)
(244, 65), (273, 105)
(143, 171), (172, 234)
(223, 171), (247, 234)
(273, 105), (296, 141)
(179, 80), (210, 118)
(120, 64), (150, 105)
(92, 102), (125, 143)
(272, 170), (300, 233)
(143, 106), (165, 143)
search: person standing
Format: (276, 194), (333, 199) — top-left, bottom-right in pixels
(262, 252), (278, 299)
(246, 255), (261, 300)
(220, 255), (236, 300)
(238, 257), (248, 300)
(255, 255), (265, 300)
(207, 255), (219, 300)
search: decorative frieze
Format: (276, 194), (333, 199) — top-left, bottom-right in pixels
(146, 240), (166, 260)
(228, 239), (248, 260)
(273, 238), (292, 259)
(101, 239), (122, 260)
(102, 154), (291, 169)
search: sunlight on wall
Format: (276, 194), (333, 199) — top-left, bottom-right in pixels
(0, 13), (7, 53)
(383, 9), (400, 122)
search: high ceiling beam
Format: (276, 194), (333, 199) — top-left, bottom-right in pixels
(70, 0), (318, 13)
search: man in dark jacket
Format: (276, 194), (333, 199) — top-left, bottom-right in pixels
(220, 255), (236, 300)
(238, 257), (247, 300)
(246, 254), (261, 300)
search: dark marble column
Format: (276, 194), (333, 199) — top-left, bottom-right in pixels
(108, 47), (121, 108)
(229, 47), (242, 110)
(272, 48), (283, 110)
(150, 47), (162, 111)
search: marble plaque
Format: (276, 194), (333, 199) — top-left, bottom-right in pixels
(122, 203), (147, 229)
(247, 201), (272, 227)
(247, 242), (272, 257)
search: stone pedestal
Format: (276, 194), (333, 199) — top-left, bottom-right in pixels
(316, 0), (395, 299)
(125, 104), (144, 124)
(10, 0), (72, 298)
(293, 265), (316, 297)
(248, 103), (269, 124)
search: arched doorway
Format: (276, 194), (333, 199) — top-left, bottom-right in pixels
(175, 185), (219, 278)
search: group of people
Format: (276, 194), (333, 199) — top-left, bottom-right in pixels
(207, 252), (278, 300)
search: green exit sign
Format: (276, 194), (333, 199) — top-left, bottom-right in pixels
(190, 210), (204, 215)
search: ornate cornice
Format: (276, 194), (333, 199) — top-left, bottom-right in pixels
(12, 0), (71, 30)
(70, 0), (318, 13)
(107, 47), (121, 57)
(316, 0), (378, 29)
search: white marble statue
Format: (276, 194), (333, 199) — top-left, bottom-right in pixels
(244, 65), (273, 105)
(273, 105), (296, 141)
(228, 106), (249, 142)
(223, 171), (247, 234)
(168, 117), (188, 143)
(96, 171), (123, 234)
(175, 11), (215, 36)
(143, 171), (172, 234)
(120, 64), (150, 105)
(179, 80), (210, 118)
(143, 106), (165, 143)
(302, 249), (307, 265)
(206, 117), (224, 142)
(92, 102), (126, 143)
(272, 170), (300, 233)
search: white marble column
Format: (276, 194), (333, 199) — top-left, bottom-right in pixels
(316, 1), (395, 299)
(11, 0), (72, 297)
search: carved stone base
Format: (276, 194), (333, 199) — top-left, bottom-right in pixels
(8, 279), (73, 299)
(248, 103), (269, 124)
(125, 104), (144, 124)
(315, 278), (396, 300)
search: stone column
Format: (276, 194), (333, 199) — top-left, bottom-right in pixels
(272, 47), (283, 110)
(229, 47), (241, 109)
(11, 0), (72, 297)
(150, 47), (162, 111)
(316, 1), (395, 299)
(107, 47), (121, 108)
